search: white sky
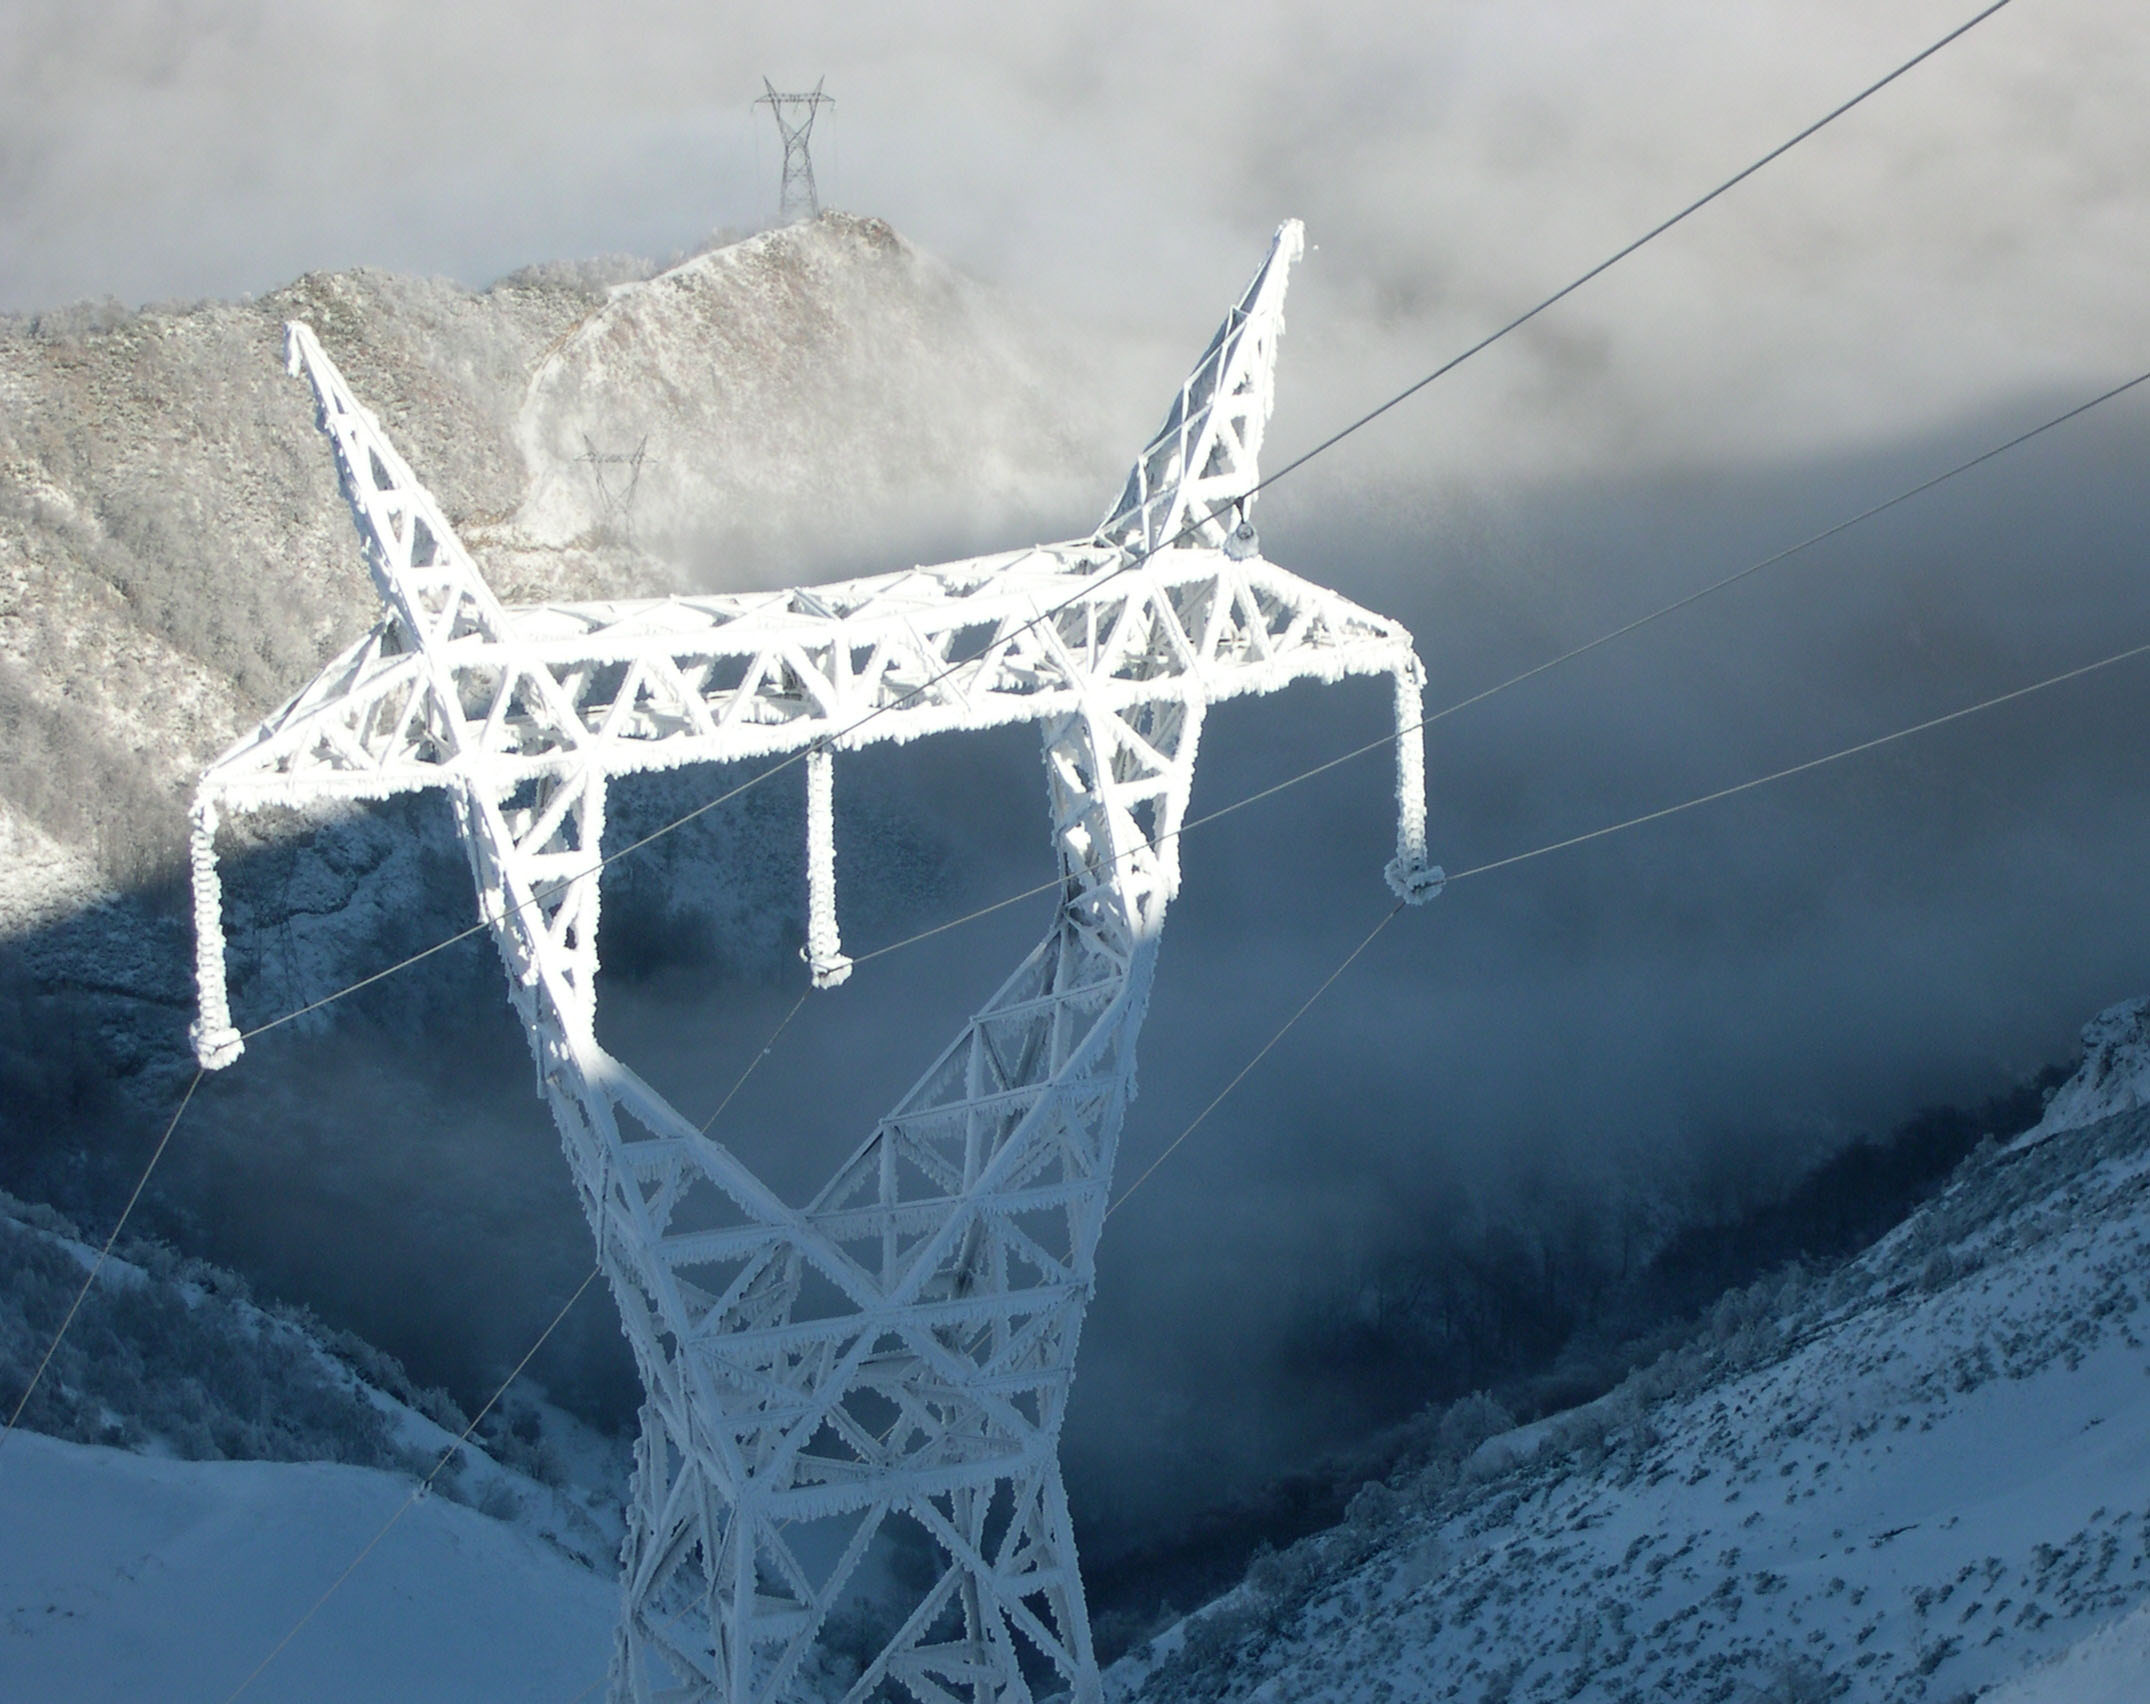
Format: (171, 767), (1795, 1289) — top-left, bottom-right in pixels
(5, 0), (2147, 488)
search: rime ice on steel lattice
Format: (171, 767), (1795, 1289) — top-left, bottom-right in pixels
(188, 221), (1439, 1704)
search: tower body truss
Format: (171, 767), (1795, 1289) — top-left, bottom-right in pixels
(188, 222), (1438, 1704)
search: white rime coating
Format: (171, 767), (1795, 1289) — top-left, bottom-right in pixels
(186, 796), (242, 1070)
(192, 221), (1440, 1704)
(803, 746), (850, 988)
(1387, 659), (1442, 903)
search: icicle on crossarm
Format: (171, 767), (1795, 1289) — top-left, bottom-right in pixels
(804, 746), (851, 987)
(187, 798), (242, 1070)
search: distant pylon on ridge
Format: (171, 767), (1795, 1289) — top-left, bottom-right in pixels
(756, 76), (832, 225)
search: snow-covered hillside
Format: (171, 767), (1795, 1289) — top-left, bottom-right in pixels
(1979, 1594), (2150, 1704)
(2017, 994), (2150, 1148)
(0, 1428), (616, 1703)
(1109, 1000), (2150, 1704)
(0, 213), (1118, 932)
(0, 1190), (627, 1559)
(0, 1189), (629, 1699)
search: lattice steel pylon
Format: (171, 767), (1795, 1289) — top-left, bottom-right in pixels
(186, 220), (1442, 1704)
(757, 77), (832, 225)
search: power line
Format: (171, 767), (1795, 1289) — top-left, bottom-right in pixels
(1444, 637), (2150, 886)
(700, 989), (808, 1134)
(1106, 901), (1407, 1219)
(1247, 0), (2019, 507)
(1102, 630), (2150, 1220)
(1410, 367), (2150, 733)
(0, 1067), (204, 1450)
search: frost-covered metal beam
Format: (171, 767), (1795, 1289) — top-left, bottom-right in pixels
(188, 219), (1440, 1704)
(196, 547), (1422, 794)
(1100, 220), (1301, 558)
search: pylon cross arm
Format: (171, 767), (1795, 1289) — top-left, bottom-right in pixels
(188, 219), (1438, 1703)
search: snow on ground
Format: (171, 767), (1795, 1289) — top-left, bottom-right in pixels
(0, 1427), (615, 1703)
(1981, 1594), (2150, 1704)
(1109, 1010), (2150, 1704)
(1, 1184), (638, 1701)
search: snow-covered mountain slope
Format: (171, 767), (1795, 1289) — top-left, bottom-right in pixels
(0, 256), (603, 923)
(0, 1428), (615, 1704)
(2017, 994), (2150, 1148)
(1109, 1001), (2150, 1704)
(1980, 1593), (2150, 1704)
(0, 1189), (628, 1563)
(512, 213), (1121, 584)
(0, 1186), (633, 1698)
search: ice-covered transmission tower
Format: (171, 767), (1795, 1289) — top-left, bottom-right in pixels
(757, 76), (831, 224)
(186, 221), (1440, 1704)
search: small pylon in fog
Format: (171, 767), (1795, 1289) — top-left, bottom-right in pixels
(756, 77), (832, 225)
